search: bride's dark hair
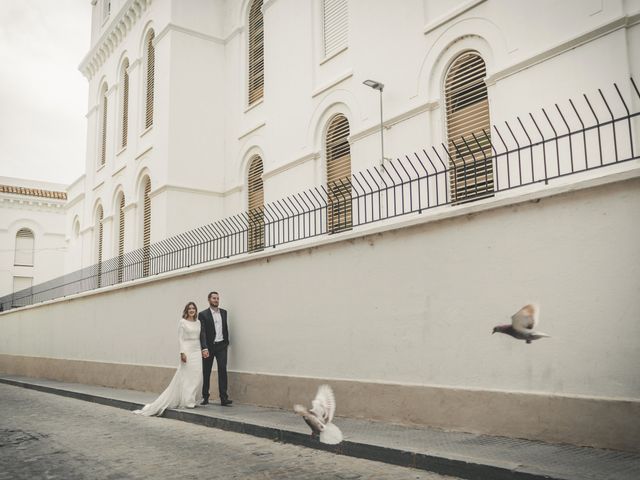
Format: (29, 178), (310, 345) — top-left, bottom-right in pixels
(182, 302), (198, 319)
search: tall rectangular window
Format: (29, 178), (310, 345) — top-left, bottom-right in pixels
(14, 228), (35, 266)
(99, 83), (108, 167)
(145, 31), (155, 129)
(142, 178), (151, 276)
(248, 0), (264, 105)
(121, 59), (129, 148)
(326, 114), (352, 233)
(323, 0), (348, 58)
(445, 52), (493, 203)
(247, 156), (265, 252)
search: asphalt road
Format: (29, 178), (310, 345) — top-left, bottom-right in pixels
(0, 383), (457, 480)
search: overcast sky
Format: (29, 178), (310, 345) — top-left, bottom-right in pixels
(0, 1), (92, 186)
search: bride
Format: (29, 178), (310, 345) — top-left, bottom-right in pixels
(134, 301), (208, 416)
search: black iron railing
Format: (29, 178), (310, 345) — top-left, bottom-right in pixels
(2, 79), (639, 311)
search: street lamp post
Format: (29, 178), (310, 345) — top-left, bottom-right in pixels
(363, 79), (385, 166)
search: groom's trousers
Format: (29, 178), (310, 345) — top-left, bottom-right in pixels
(202, 343), (228, 401)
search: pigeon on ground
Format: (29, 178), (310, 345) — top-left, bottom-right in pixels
(492, 303), (550, 344)
(293, 384), (343, 445)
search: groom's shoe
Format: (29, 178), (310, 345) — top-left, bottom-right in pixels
(200, 398), (209, 405)
(221, 399), (233, 406)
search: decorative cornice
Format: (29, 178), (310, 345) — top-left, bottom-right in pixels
(319, 45), (348, 66)
(225, 26), (244, 43)
(149, 184), (226, 199)
(262, 152), (320, 181)
(155, 23), (225, 45)
(485, 12), (640, 85)
(79, 0), (153, 80)
(238, 122), (266, 140)
(112, 163), (127, 178)
(311, 70), (353, 98)
(423, 0), (487, 35)
(129, 57), (142, 70)
(64, 192), (86, 210)
(85, 104), (99, 118)
(123, 200), (138, 212)
(262, 0), (279, 13)
(223, 184), (243, 196)
(92, 179), (105, 192)
(135, 145), (153, 160)
(0, 197), (66, 212)
(349, 99), (439, 144)
(0, 185), (67, 200)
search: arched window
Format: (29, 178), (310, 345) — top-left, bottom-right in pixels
(322, 0), (348, 58)
(99, 82), (108, 167)
(247, 155), (264, 252)
(325, 114), (352, 233)
(445, 52), (493, 203)
(144, 30), (155, 129)
(248, 0), (264, 105)
(14, 228), (34, 266)
(142, 177), (151, 276)
(95, 205), (104, 287)
(120, 58), (130, 148)
(117, 193), (125, 282)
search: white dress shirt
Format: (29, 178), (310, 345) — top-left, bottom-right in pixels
(210, 307), (223, 342)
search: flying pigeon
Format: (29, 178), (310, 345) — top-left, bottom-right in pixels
(293, 384), (343, 445)
(492, 304), (550, 344)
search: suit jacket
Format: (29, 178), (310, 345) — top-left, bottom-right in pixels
(198, 308), (229, 351)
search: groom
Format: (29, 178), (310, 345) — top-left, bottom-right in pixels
(198, 291), (232, 406)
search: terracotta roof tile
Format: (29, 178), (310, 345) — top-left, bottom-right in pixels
(0, 184), (67, 200)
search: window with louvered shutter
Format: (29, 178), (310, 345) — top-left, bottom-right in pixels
(323, 0), (348, 58)
(325, 114), (352, 233)
(145, 31), (155, 129)
(142, 178), (151, 276)
(121, 59), (129, 148)
(117, 194), (125, 282)
(445, 52), (493, 203)
(248, 0), (264, 105)
(96, 206), (104, 287)
(14, 228), (34, 266)
(100, 84), (108, 167)
(247, 156), (264, 252)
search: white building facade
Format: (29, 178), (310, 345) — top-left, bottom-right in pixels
(0, 178), (68, 307)
(61, 0), (639, 274)
(1, 0), (639, 451)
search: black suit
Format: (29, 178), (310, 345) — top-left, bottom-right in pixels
(198, 307), (230, 402)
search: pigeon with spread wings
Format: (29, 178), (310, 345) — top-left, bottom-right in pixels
(293, 384), (343, 445)
(492, 304), (550, 344)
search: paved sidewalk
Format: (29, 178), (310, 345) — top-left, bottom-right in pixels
(1, 375), (638, 480)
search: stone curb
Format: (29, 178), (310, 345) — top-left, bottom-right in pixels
(0, 377), (557, 480)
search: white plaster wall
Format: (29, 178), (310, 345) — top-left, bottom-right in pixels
(1, 177), (638, 399)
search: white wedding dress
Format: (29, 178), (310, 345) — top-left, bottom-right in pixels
(133, 318), (203, 416)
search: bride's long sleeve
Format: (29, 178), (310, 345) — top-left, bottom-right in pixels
(178, 320), (187, 355)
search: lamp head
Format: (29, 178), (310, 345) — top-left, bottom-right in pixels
(363, 79), (384, 91)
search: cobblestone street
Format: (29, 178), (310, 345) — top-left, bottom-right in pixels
(0, 384), (455, 480)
